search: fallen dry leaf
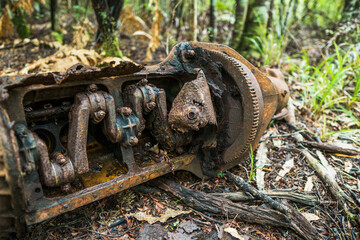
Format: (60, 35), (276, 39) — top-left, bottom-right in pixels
(19, 46), (100, 74)
(275, 158), (294, 181)
(145, 0), (163, 62)
(133, 30), (152, 41)
(100, 56), (134, 67)
(120, 6), (149, 37)
(224, 227), (245, 240)
(344, 160), (352, 173)
(316, 150), (337, 177)
(127, 208), (191, 224)
(301, 212), (320, 221)
(272, 138), (282, 148)
(0, 5), (14, 38)
(304, 176), (314, 192)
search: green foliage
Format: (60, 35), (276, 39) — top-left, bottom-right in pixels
(215, 0), (231, 12)
(33, 2), (44, 20)
(247, 27), (287, 65)
(289, 42), (360, 132)
(247, 144), (271, 182)
(12, 7), (30, 38)
(72, 5), (87, 21)
(51, 31), (64, 43)
(248, 144), (255, 182)
(291, 0), (343, 28)
(100, 34), (123, 57)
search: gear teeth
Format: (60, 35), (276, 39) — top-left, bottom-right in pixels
(209, 51), (260, 162)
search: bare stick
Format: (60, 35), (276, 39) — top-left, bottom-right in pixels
(300, 149), (359, 226)
(302, 141), (360, 156)
(211, 190), (318, 206)
(226, 171), (290, 214)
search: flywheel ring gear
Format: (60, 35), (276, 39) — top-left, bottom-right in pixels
(208, 50), (264, 163)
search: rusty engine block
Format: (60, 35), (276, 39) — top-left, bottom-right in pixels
(0, 42), (289, 237)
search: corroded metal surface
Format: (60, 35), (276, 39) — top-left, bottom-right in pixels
(169, 70), (217, 133)
(0, 42), (289, 238)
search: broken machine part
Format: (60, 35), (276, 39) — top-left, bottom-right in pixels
(0, 42), (289, 238)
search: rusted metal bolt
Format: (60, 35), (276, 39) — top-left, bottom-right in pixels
(186, 107), (199, 120)
(128, 136), (139, 146)
(54, 153), (67, 166)
(24, 107), (33, 112)
(187, 110), (197, 120)
(43, 103), (52, 109)
(138, 79), (148, 87)
(88, 84), (98, 92)
(184, 50), (195, 59)
(146, 101), (156, 111)
(62, 101), (71, 107)
(61, 184), (72, 193)
(94, 110), (106, 121)
(0, 88), (9, 102)
(117, 107), (132, 116)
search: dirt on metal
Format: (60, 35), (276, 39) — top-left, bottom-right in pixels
(0, 42), (289, 238)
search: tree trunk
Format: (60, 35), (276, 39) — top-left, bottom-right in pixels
(234, 0), (270, 52)
(91, 0), (122, 57)
(189, 0), (197, 41)
(175, 0), (184, 40)
(209, 0), (215, 42)
(291, 0), (298, 26)
(266, 0), (274, 34)
(281, 0), (294, 36)
(12, 5), (30, 38)
(230, 0), (249, 50)
(95, 0), (124, 42)
(107, 0), (124, 21)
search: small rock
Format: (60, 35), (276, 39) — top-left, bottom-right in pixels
(168, 231), (191, 240)
(138, 224), (168, 240)
(178, 220), (200, 234)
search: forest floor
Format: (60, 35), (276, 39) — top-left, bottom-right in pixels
(1, 25), (360, 240)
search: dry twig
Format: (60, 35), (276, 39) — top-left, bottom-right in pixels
(211, 190), (318, 206)
(152, 178), (319, 240)
(302, 141), (360, 156)
(226, 171), (290, 214)
(300, 149), (359, 226)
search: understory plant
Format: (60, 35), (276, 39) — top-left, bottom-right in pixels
(290, 42), (360, 133)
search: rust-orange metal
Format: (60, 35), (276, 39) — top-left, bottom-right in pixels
(0, 42), (289, 238)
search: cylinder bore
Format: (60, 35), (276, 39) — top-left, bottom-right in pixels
(33, 129), (56, 154)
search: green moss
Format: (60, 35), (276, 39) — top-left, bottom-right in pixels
(99, 32), (123, 58)
(12, 7), (30, 39)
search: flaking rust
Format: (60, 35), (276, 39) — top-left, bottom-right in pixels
(0, 42), (289, 238)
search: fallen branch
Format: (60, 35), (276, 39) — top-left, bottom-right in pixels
(285, 100), (359, 156)
(211, 190), (318, 206)
(285, 98), (360, 227)
(152, 179), (319, 240)
(226, 171), (290, 214)
(302, 141), (360, 156)
(300, 149), (359, 226)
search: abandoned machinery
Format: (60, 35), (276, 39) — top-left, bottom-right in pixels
(0, 42), (289, 237)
